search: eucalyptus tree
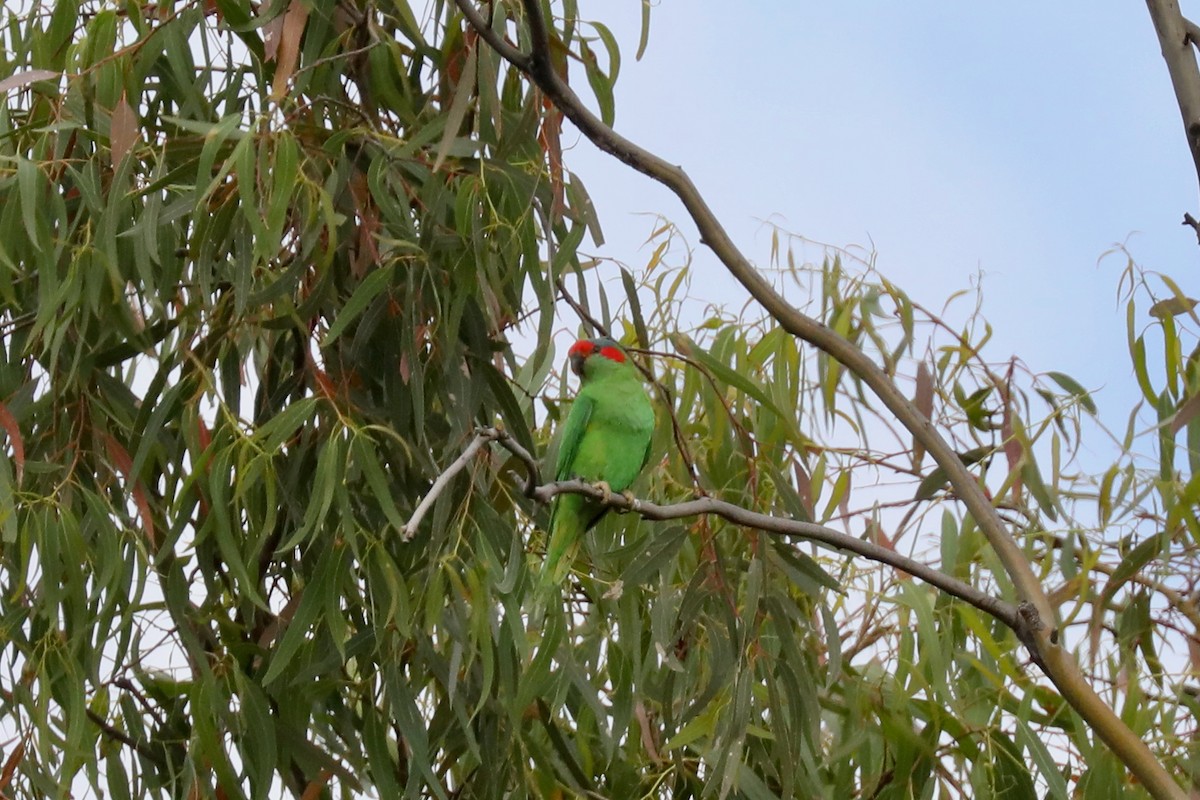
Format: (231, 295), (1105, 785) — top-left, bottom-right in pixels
(0, 2), (1194, 799)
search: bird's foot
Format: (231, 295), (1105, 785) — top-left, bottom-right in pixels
(589, 480), (614, 504)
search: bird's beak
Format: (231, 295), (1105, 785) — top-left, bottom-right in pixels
(569, 352), (586, 377)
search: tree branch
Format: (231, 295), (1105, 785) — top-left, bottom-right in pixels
(1184, 211), (1200, 245)
(455, 0), (529, 68)
(86, 709), (166, 769)
(455, 4), (1187, 796)
(416, 429), (1024, 650)
(1185, 14), (1200, 47)
(401, 430), (502, 541)
(1147, 0), (1200, 215)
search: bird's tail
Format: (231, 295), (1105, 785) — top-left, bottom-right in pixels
(539, 493), (587, 594)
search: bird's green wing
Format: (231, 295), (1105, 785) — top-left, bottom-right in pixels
(639, 422), (654, 471)
(555, 392), (595, 481)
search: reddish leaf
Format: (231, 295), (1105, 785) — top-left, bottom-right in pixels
(868, 520), (910, 580)
(104, 434), (157, 549)
(1171, 391), (1200, 436)
(270, 0), (309, 101)
(196, 416), (211, 453)
(307, 348), (336, 398)
(193, 414), (212, 516)
(538, 95), (564, 218)
(0, 401), (24, 485)
(793, 460), (813, 519)
(398, 350), (411, 384)
(0, 736), (26, 792)
(110, 91), (140, 168)
(348, 172), (380, 278)
(445, 26), (470, 87)
(537, 36), (571, 217)
(262, 10), (286, 62)
(300, 770), (333, 800)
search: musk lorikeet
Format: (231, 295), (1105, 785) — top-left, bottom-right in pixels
(542, 337), (655, 588)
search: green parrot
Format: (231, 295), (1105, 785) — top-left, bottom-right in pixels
(542, 336), (655, 588)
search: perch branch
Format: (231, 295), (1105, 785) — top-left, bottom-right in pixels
(410, 429), (1026, 653)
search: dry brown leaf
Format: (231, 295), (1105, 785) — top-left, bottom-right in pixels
(912, 361), (932, 468)
(110, 92), (139, 168)
(348, 172), (380, 278)
(0, 69), (58, 94)
(539, 94), (564, 218)
(1170, 391), (1200, 436)
(0, 401), (24, 486)
(104, 434), (156, 549)
(0, 736), (26, 792)
(634, 700), (661, 764)
(299, 770), (332, 800)
(262, 8), (286, 63)
(270, 0), (309, 102)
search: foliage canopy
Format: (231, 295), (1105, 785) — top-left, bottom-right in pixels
(0, 1), (1195, 798)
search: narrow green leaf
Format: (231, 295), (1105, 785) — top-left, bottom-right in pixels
(433, 44), (478, 172)
(620, 267), (649, 348)
(1045, 370), (1097, 415)
(352, 434), (408, 534)
(1099, 532), (1166, 606)
(262, 544), (343, 687)
(636, 0), (652, 60)
(914, 466), (949, 501)
(1021, 458), (1058, 521)
(323, 266), (393, 346)
(1014, 706), (1069, 798)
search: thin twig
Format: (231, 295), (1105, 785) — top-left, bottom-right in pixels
(1184, 212), (1200, 245)
(86, 709), (165, 768)
(555, 277), (606, 338)
(454, 0), (529, 68)
(401, 431), (497, 540)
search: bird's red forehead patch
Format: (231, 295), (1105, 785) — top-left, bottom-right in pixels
(598, 345), (626, 363)
(568, 340), (596, 358)
(568, 339), (627, 363)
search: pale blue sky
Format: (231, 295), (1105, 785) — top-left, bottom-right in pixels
(564, 2), (1196, 426)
